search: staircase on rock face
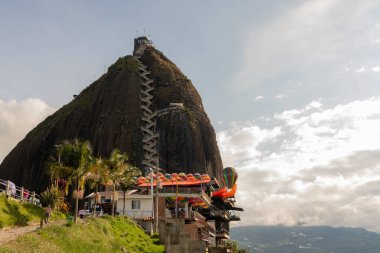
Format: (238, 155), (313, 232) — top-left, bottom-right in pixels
(133, 37), (186, 170)
(133, 36), (159, 169)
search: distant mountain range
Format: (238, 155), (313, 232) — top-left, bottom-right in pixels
(230, 226), (380, 253)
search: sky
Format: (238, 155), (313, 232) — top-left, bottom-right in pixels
(1, 0), (380, 232)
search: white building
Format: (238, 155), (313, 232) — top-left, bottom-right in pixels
(85, 190), (154, 233)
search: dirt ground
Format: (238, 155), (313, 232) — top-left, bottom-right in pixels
(0, 223), (40, 245)
(0, 220), (67, 246)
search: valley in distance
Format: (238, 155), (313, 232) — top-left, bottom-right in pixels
(231, 225), (380, 253)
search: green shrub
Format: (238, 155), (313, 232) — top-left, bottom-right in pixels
(151, 233), (160, 239)
(39, 186), (63, 209)
(15, 213), (30, 226)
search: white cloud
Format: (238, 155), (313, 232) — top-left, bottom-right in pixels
(355, 66), (366, 73)
(218, 97), (380, 232)
(353, 66), (380, 73)
(0, 98), (56, 162)
(233, 0), (380, 94)
(274, 94), (288, 99)
(254, 95), (264, 101)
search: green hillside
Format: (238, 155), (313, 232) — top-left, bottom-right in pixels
(0, 216), (164, 253)
(0, 195), (43, 228)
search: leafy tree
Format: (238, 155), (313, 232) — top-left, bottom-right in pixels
(119, 166), (141, 215)
(86, 157), (109, 216)
(105, 149), (139, 216)
(49, 139), (93, 223)
(48, 152), (72, 187)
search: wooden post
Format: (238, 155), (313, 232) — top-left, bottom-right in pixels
(20, 187), (24, 202)
(149, 167), (154, 236)
(185, 201), (189, 219)
(32, 191), (35, 205)
(155, 162), (159, 233)
(5, 180), (10, 198)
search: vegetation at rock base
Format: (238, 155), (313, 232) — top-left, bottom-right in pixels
(49, 139), (93, 223)
(48, 139), (141, 220)
(0, 216), (165, 253)
(39, 186), (63, 210)
(0, 194), (43, 228)
(223, 240), (249, 253)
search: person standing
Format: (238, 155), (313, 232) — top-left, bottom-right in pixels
(45, 205), (52, 224)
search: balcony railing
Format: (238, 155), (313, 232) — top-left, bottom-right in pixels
(189, 210), (206, 221)
(158, 188), (211, 205)
(216, 229), (230, 239)
(210, 208), (229, 220)
(160, 187), (203, 195)
(229, 210), (240, 221)
(123, 210), (153, 219)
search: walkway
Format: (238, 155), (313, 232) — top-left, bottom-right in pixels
(0, 223), (40, 245)
(0, 220), (66, 246)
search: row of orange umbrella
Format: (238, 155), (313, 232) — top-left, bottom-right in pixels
(136, 172), (211, 184)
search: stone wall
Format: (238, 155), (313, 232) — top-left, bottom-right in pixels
(159, 219), (206, 253)
(184, 223), (199, 240)
(208, 247), (228, 253)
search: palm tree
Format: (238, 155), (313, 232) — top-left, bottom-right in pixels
(86, 157), (109, 216)
(119, 166), (141, 215)
(105, 149), (138, 216)
(48, 147), (72, 188)
(50, 139), (93, 223)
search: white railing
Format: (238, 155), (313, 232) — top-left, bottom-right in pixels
(160, 187), (202, 195)
(159, 187), (212, 204)
(122, 210), (153, 219)
(0, 179), (40, 206)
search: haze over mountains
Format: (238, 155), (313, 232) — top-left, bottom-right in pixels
(231, 225), (380, 253)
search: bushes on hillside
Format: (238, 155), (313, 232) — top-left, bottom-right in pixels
(39, 186), (62, 209)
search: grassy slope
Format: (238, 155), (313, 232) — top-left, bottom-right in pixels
(0, 195), (43, 228)
(0, 216), (165, 253)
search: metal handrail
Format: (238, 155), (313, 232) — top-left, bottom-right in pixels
(160, 187), (203, 195)
(0, 178), (40, 206)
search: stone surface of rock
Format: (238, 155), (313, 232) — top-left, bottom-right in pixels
(0, 46), (223, 192)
